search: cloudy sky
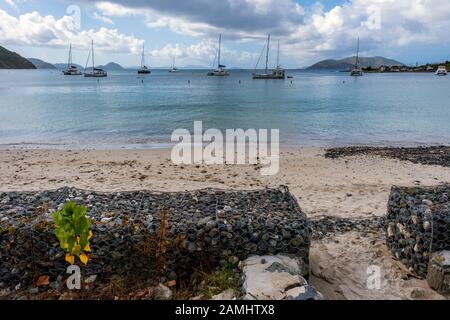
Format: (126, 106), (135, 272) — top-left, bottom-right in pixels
(1, 0), (449, 68)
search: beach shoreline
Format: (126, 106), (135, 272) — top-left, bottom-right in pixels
(2, 146), (450, 217)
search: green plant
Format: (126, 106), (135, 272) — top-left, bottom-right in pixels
(52, 202), (92, 265)
(195, 264), (240, 298)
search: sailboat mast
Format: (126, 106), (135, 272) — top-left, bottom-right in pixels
(276, 40), (280, 68)
(172, 56), (175, 69)
(356, 37), (360, 68)
(218, 34), (222, 69)
(68, 43), (72, 67)
(91, 40), (95, 70)
(265, 34), (270, 74)
(141, 43), (145, 68)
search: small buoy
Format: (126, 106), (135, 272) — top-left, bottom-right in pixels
(239, 80), (241, 84)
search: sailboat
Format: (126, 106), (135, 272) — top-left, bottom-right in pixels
(273, 40), (286, 78)
(207, 34), (229, 76)
(350, 38), (363, 76)
(62, 43), (82, 76)
(138, 43), (151, 74)
(84, 40), (107, 78)
(169, 57), (179, 73)
(253, 35), (285, 80)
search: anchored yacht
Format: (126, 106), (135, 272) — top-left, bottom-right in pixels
(169, 57), (179, 73)
(350, 38), (363, 77)
(62, 44), (82, 76)
(207, 34), (229, 76)
(138, 43), (151, 74)
(252, 35), (285, 80)
(84, 40), (107, 78)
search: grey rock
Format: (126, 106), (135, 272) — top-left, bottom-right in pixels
(241, 255), (309, 300)
(426, 251), (450, 293)
(85, 275), (97, 284)
(286, 285), (323, 300)
(153, 284), (172, 300)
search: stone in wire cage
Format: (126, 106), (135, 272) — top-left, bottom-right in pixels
(386, 185), (450, 278)
(0, 186), (310, 288)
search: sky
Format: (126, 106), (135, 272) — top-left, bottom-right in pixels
(0, 0), (449, 68)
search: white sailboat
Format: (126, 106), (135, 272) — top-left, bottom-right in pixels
(207, 34), (229, 76)
(169, 57), (179, 73)
(84, 40), (107, 78)
(253, 35), (285, 79)
(350, 37), (363, 76)
(138, 43), (151, 74)
(62, 43), (82, 76)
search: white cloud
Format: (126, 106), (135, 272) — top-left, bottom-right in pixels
(0, 9), (143, 54)
(4, 0), (19, 11)
(3, 1), (450, 66)
(95, 1), (303, 40)
(92, 11), (114, 25)
(95, 1), (140, 17)
(149, 39), (258, 66)
(263, 0), (450, 64)
(94, 0), (450, 64)
(95, 2), (221, 38)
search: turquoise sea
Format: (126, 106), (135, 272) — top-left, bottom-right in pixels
(0, 69), (449, 148)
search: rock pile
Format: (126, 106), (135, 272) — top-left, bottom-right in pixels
(241, 255), (322, 300)
(325, 146), (450, 167)
(386, 185), (450, 277)
(309, 215), (384, 240)
(0, 186), (310, 290)
(426, 251), (450, 293)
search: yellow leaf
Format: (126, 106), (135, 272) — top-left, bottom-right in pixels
(76, 236), (80, 244)
(84, 244), (91, 252)
(88, 230), (93, 240)
(62, 242), (68, 249)
(80, 253), (89, 265)
(65, 254), (75, 265)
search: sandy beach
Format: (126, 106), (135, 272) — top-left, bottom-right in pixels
(1, 147), (449, 299)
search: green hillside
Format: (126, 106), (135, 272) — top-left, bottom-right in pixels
(0, 46), (36, 69)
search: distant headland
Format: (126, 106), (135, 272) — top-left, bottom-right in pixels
(305, 55), (449, 73)
(0, 46), (36, 69)
(305, 56), (404, 70)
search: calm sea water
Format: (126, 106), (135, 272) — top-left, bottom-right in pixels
(0, 69), (449, 148)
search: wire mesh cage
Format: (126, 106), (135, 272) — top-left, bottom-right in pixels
(0, 186), (310, 289)
(386, 185), (450, 278)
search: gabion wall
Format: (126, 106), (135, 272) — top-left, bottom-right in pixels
(386, 185), (450, 277)
(0, 186), (310, 288)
